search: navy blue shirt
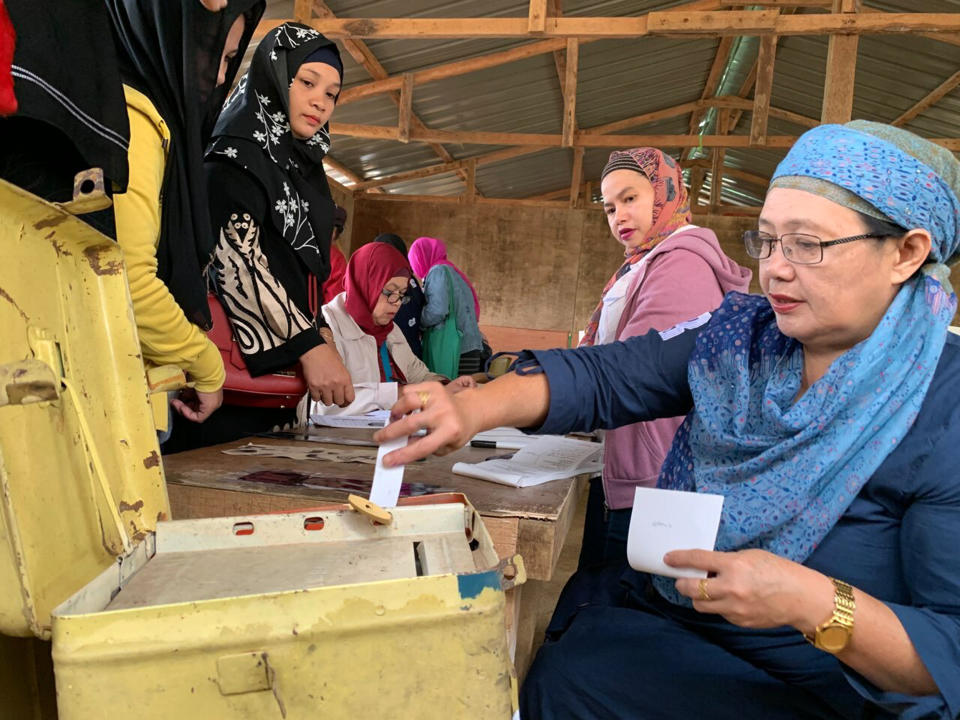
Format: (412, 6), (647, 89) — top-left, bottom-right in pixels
(522, 325), (960, 718)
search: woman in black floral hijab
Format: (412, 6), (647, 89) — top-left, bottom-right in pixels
(181, 23), (354, 450)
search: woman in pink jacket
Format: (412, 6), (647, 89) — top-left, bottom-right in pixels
(578, 147), (752, 567)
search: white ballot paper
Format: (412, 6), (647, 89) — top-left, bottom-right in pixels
(312, 410), (392, 429)
(453, 436), (602, 487)
(369, 419), (407, 508)
(626, 486), (724, 579)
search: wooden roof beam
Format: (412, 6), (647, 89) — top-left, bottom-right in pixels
(687, 36), (735, 140)
(749, 35), (778, 146)
(312, 1), (477, 195)
(529, 0), (549, 34)
(292, 13), (960, 40)
(330, 125), (960, 151)
(323, 156), (362, 185)
(350, 146), (552, 192)
(892, 69), (960, 127)
(330, 124), (803, 147)
(820, 0), (859, 124)
(398, 73), (413, 143)
(562, 39), (579, 148)
(335, 0), (726, 105)
(569, 147), (584, 207)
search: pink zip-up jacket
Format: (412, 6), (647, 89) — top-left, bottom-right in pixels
(602, 225), (752, 509)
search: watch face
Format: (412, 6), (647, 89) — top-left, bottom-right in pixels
(819, 624), (850, 653)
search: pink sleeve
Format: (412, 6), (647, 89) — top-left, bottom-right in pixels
(617, 249), (725, 341)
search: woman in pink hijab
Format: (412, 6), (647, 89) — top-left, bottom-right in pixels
(408, 237), (485, 376)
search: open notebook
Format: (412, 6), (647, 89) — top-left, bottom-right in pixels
(453, 436), (603, 488)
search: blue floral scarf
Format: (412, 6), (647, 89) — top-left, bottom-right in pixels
(655, 122), (960, 603)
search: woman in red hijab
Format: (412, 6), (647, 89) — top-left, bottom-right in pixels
(315, 242), (475, 416)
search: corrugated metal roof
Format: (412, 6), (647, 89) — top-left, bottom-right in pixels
(252, 0), (960, 206)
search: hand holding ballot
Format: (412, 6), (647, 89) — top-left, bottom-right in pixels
(375, 372), (552, 467)
(668, 547), (837, 632)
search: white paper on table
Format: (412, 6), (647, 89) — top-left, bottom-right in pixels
(369, 420), (408, 508)
(311, 409), (392, 429)
(453, 436), (602, 488)
(310, 382), (398, 418)
(626, 487), (724, 579)
(471, 426), (543, 449)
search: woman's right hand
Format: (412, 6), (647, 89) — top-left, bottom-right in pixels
(300, 343), (355, 407)
(171, 387), (223, 423)
(375, 382), (478, 466)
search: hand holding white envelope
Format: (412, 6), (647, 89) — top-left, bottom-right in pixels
(626, 487), (724, 579)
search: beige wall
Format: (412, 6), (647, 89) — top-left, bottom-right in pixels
(349, 197), (760, 339)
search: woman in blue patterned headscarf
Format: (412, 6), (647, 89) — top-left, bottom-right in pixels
(376, 121), (960, 719)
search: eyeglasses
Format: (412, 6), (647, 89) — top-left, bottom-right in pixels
(380, 288), (410, 305)
(742, 231), (886, 266)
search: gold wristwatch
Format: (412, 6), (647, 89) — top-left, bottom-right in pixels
(805, 577), (855, 654)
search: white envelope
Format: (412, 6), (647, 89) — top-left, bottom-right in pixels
(626, 487), (724, 579)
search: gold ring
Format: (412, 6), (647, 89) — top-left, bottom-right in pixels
(698, 578), (711, 601)
(417, 390), (431, 410)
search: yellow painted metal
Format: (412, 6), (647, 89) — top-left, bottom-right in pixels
(0, 180), (169, 639)
(0, 179), (519, 718)
(51, 502), (519, 719)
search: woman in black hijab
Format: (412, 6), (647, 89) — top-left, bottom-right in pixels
(0, 0), (130, 238)
(373, 233), (427, 359)
(192, 22), (354, 445)
(105, 0), (263, 432)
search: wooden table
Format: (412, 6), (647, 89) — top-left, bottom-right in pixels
(162, 429), (587, 675)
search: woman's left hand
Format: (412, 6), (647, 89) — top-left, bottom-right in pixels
(668, 548), (834, 633)
(446, 375), (478, 394)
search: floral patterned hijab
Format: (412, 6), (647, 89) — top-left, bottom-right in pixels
(580, 148), (692, 347)
(207, 23), (340, 282)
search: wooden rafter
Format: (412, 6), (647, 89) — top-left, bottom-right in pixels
(463, 159), (478, 203)
(350, 146), (551, 192)
(569, 147), (584, 207)
(329, 123), (812, 147)
(710, 111), (727, 209)
(357, 95), (815, 195)
(528, 0), (549, 34)
(749, 35), (778, 146)
(310, 1), (479, 195)
(892, 69), (960, 127)
(263, 13), (960, 41)
(820, 0), (860, 124)
(549, 0), (566, 94)
(398, 73), (413, 143)
(323, 156), (363, 185)
(333, 0), (729, 106)
(562, 39), (579, 148)
(687, 36), (735, 142)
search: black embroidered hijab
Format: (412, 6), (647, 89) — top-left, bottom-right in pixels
(207, 23), (342, 284)
(105, 0), (264, 329)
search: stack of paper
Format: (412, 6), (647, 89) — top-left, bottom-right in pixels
(311, 410), (391, 429)
(470, 426), (542, 449)
(453, 436), (603, 488)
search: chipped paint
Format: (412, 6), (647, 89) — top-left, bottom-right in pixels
(49, 234), (72, 257)
(82, 245), (123, 276)
(118, 499), (145, 513)
(33, 213), (68, 230)
(0, 286), (29, 322)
